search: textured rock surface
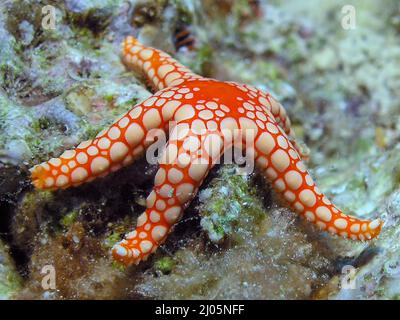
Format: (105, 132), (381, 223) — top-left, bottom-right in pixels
(137, 165), (338, 299)
(0, 0), (399, 299)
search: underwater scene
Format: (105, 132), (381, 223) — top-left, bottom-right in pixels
(0, 0), (400, 301)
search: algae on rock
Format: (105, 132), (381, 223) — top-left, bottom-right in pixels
(0, 0), (399, 300)
(136, 165), (338, 299)
(0, 240), (22, 299)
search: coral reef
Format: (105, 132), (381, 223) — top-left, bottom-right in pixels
(136, 165), (338, 299)
(0, 0), (399, 299)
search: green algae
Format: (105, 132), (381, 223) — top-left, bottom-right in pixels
(199, 166), (266, 243)
(154, 257), (176, 274)
(182, 43), (214, 76)
(0, 240), (22, 300)
(104, 232), (122, 250)
(60, 209), (80, 228)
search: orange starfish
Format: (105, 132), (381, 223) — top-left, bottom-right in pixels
(30, 37), (383, 266)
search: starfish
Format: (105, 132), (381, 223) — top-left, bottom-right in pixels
(30, 36), (383, 266)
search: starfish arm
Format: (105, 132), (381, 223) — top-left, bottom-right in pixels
(266, 95), (293, 136)
(253, 121), (383, 240)
(237, 84), (294, 136)
(246, 85), (309, 160)
(112, 129), (224, 265)
(264, 94), (310, 161)
(121, 36), (201, 91)
(30, 95), (173, 190)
